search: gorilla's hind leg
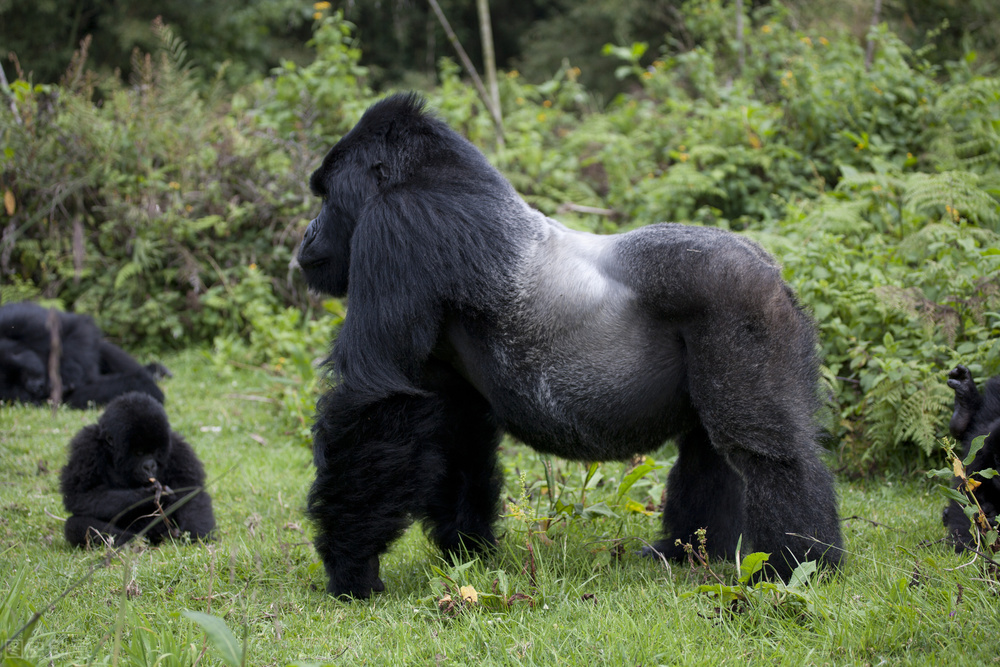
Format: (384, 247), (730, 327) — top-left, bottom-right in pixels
(419, 387), (503, 558)
(683, 295), (843, 580)
(650, 424), (746, 561)
(65, 516), (141, 548)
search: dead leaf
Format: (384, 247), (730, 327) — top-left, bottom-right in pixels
(459, 585), (478, 604)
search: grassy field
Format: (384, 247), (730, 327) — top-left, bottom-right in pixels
(1, 350), (998, 666)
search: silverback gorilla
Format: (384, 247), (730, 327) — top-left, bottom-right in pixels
(943, 365), (1000, 549)
(298, 94), (843, 598)
(60, 392), (215, 547)
(0, 302), (168, 408)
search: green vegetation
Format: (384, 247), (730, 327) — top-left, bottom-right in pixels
(2, 0), (1000, 663)
(4, 4), (998, 469)
(1, 353), (999, 665)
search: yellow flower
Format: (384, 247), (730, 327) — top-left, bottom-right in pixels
(507, 70), (519, 79)
(542, 100), (552, 108)
(761, 24), (772, 34)
(641, 71), (653, 80)
(537, 113), (547, 122)
(800, 36), (812, 46)
(567, 66), (581, 81)
(249, 263), (257, 271)
(168, 181), (180, 190)
(313, 1), (331, 9)
(313, 12), (322, 20)
(819, 37), (829, 46)
(678, 153), (689, 162)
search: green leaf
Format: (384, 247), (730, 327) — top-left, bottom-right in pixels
(616, 459), (661, 499)
(738, 552), (769, 582)
(787, 560), (818, 588)
(580, 501), (618, 519)
(182, 610), (244, 667)
(941, 487), (970, 504)
(964, 434), (988, 466)
(1, 658), (36, 667)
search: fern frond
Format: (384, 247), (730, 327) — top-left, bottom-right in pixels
(652, 164), (727, 202)
(152, 17), (193, 76)
(904, 171), (1000, 229)
(894, 381), (953, 456)
(802, 199), (872, 236)
(931, 77), (1000, 173)
(114, 261), (143, 291)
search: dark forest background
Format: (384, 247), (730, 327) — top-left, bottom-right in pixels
(2, 0), (998, 99)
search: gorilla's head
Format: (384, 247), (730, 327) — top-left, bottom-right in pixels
(99, 391), (173, 486)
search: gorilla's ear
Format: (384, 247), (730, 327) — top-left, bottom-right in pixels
(372, 162), (389, 185)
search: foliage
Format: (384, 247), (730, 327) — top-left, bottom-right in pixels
(681, 533), (830, 623)
(0, 18), (350, 351)
(927, 435), (1000, 558)
(2, 2), (999, 472)
(0, 570), (38, 661)
(244, 9), (372, 151)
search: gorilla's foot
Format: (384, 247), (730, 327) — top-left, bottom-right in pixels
(325, 554), (385, 600)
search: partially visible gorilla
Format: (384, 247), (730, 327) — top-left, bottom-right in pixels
(298, 93), (843, 598)
(60, 392), (215, 547)
(943, 365), (1000, 549)
(0, 302), (168, 408)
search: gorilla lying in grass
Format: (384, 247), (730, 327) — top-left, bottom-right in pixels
(60, 392), (215, 547)
(297, 93), (843, 598)
(0, 302), (169, 408)
(943, 365), (1000, 550)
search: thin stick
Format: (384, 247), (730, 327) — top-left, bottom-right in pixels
(46, 308), (63, 412)
(0, 61), (22, 124)
(427, 0), (504, 143)
(864, 0), (883, 71)
(475, 0), (502, 147)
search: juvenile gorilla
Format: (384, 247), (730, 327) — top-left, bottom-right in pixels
(0, 302), (168, 408)
(298, 94), (843, 598)
(943, 365), (1000, 549)
(60, 392), (215, 547)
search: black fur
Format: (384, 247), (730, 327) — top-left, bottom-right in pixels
(298, 94), (843, 598)
(60, 392), (215, 547)
(0, 302), (167, 408)
(943, 364), (1000, 549)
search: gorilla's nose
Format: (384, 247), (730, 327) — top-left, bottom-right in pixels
(302, 219), (318, 245)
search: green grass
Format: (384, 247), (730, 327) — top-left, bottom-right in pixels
(2, 350), (999, 666)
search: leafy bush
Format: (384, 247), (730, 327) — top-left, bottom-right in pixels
(3, 3), (998, 470)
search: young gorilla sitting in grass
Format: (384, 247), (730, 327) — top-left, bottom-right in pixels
(60, 392), (215, 547)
